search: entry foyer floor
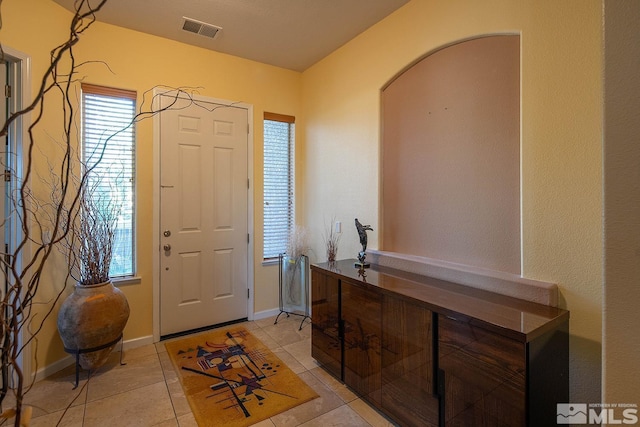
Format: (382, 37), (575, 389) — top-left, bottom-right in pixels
(7, 315), (397, 426)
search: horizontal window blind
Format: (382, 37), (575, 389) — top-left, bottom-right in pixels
(82, 84), (136, 277)
(263, 115), (295, 260)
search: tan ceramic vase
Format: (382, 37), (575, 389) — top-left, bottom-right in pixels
(57, 281), (130, 370)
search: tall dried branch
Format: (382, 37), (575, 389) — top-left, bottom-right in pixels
(0, 2), (110, 424)
(0, 1), (208, 424)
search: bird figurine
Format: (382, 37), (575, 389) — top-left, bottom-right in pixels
(355, 218), (373, 268)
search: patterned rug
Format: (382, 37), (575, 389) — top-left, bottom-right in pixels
(165, 326), (318, 427)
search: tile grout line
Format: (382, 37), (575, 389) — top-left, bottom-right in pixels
(81, 375), (89, 427)
(83, 349), (176, 425)
(263, 320), (346, 427)
(155, 348), (182, 426)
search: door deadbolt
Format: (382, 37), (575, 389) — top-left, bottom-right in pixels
(163, 230), (171, 237)
(163, 244), (172, 251)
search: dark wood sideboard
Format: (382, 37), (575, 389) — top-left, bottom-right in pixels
(311, 259), (569, 427)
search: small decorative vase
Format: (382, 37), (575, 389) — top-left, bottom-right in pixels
(57, 280), (130, 370)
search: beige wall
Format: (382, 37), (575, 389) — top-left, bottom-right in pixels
(2, 0), (302, 368)
(382, 35), (521, 275)
(302, 0), (603, 402)
(603, 0), (640, 403)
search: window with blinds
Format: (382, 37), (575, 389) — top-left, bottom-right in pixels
(263, 113), (295, 260)
(81, 83), (136, 278)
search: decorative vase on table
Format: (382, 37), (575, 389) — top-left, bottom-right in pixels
(57, 280), (130, 370)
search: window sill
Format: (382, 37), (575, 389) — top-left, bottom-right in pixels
(262, 259), (279, 267)
(112, 276), (142, 286)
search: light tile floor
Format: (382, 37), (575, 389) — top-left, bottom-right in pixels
(7, 315), (397, 426)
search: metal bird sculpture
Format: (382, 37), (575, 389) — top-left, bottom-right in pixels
(355, 218), (373, 252)
(355, 218), (373, 268)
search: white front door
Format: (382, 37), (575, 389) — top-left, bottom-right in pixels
(159, 94), (249, 336)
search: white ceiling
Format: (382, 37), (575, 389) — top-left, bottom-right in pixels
(52, 0), (409, 72)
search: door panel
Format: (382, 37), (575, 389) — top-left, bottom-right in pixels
(439, 314), (526, 426)
(311, 269), (342, 379)
(213, 147), (233, 228)
(342, 279), (382, 406)
(213, 249), (233, 297)
(160, 94), (248, 336)
(382, 296), (439, 426)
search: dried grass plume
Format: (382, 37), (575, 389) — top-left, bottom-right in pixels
(287, 225), (309, 259)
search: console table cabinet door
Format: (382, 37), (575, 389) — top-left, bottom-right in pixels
(382, 296), (439, 427)
(342, 279), (382, 406)
(439, 314), (526, 426)
(311, 269), (341, 379)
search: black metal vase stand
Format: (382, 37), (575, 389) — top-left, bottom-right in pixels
(64, 335), (126, 389)
(274, 253), (311, 331)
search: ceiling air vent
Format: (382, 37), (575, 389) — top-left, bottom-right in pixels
(182, 17), (222, 39)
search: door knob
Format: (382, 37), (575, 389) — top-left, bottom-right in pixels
(163, 244), (172, 251)
(163, 230), (171, 237)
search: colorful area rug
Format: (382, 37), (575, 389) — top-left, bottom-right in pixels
(165, 326), (318, 427)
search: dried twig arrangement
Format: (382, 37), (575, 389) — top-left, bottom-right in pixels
(0, 2), (113, 423)
(56, 169), (124, 287)
(0, 1), (208, 424)
(286, 225), (310, 259)
(323, 217), (341, 263)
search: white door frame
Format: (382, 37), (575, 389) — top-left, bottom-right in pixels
(2, 46), (32, 379)
(152, 90), (254, 342)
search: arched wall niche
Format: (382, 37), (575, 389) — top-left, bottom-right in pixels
(381, 34), (521, 274)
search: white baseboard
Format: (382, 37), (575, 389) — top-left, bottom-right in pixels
(34, 354), (75, 382)
(122, 335), (154, 351)
(34, 334), (155, 382)
(252, 308), (280, 320)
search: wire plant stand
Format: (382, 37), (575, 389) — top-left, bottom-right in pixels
(274, 253), (311, 330)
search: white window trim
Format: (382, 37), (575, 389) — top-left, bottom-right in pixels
(263, 112), (295, 261)
(81, 83), (137, 279)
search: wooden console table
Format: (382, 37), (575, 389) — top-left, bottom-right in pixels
(311, 259), (569, 427)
